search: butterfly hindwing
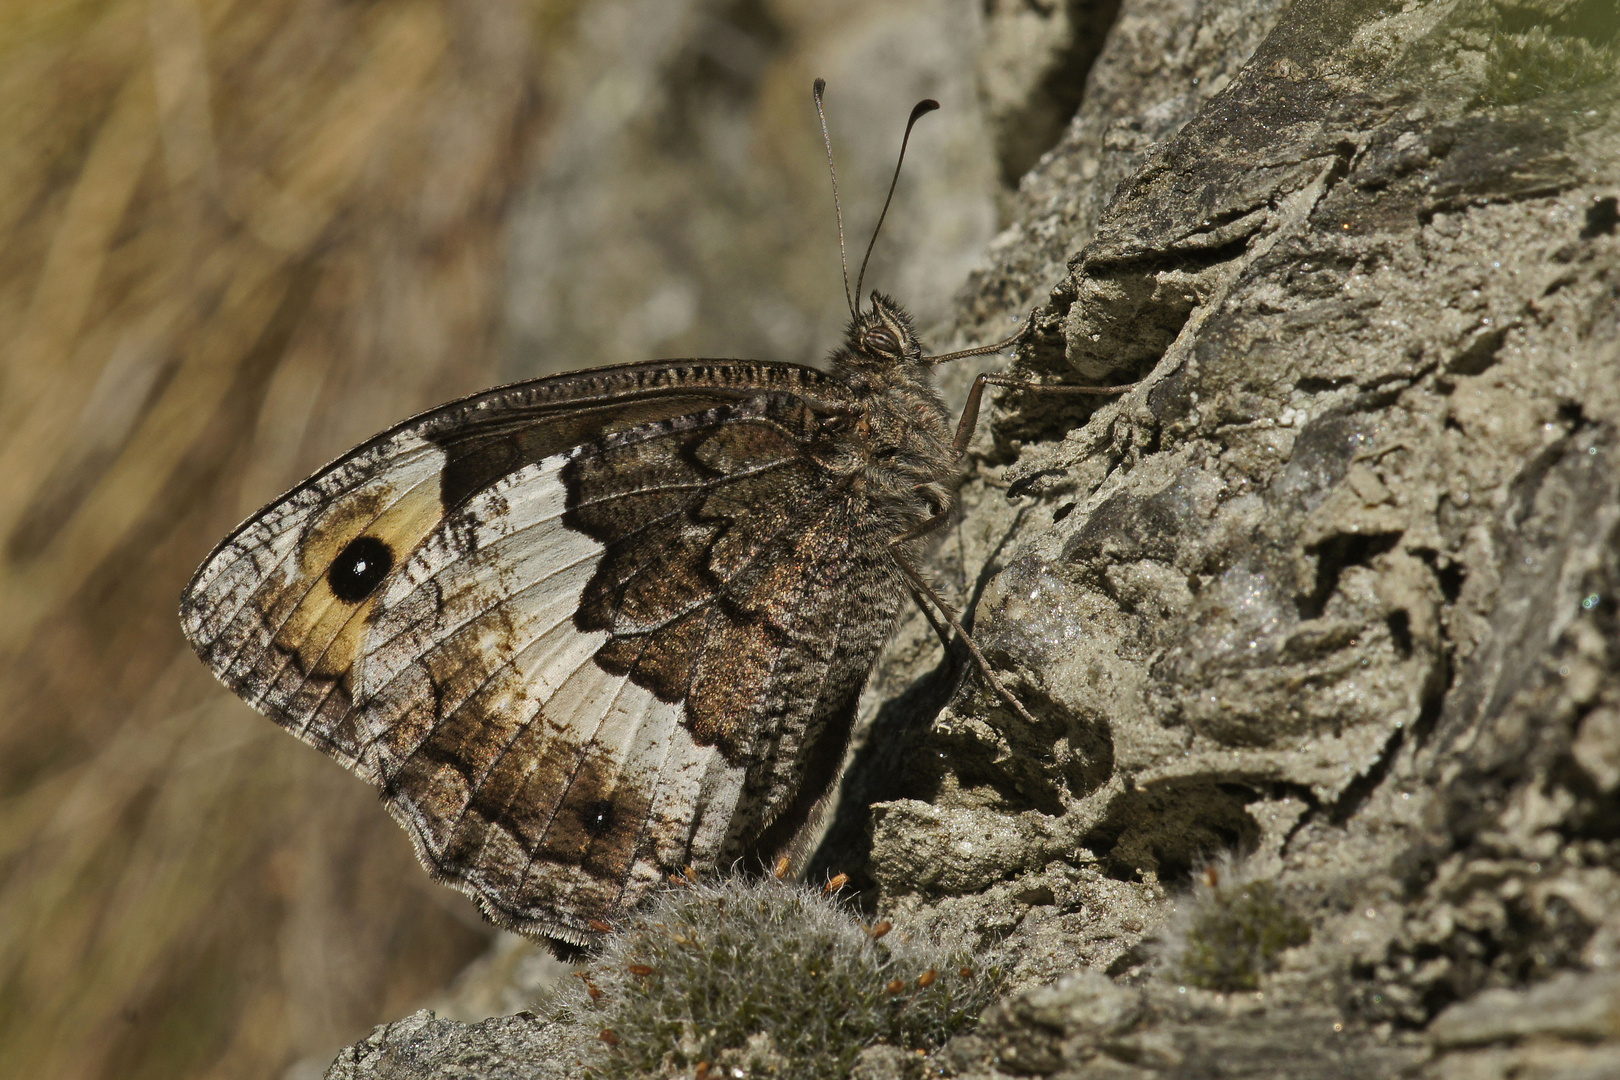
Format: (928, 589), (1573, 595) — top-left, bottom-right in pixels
(563, 396), (911, 860)
(180, 361), (913, 941)
(353, 451), (735, 937)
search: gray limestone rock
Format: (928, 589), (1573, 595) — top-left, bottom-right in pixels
(956, 982), (1423, 1078)
(1428, 969), (1620, 1047)
(330, 0), (1620, 1076)
(325, 1009), (581, 1080)
(841, 0), (1620, 1074)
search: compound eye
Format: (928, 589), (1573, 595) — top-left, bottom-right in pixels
(864, 327), (900, 355)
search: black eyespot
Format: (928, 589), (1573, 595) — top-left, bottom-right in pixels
(328, 535), (394, 603)
(580, 799), (616, 837)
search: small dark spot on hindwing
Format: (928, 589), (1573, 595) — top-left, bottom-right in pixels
(580, 799), (616, 838)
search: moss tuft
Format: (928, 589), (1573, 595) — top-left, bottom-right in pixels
(553, 876), (1001, 1079)
(1481, 25), (1620, 105)
(1174, 867), (1310, 992)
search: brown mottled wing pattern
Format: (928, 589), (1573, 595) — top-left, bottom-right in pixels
(180, 361), (908, 942)
(564, 395), (911, 861)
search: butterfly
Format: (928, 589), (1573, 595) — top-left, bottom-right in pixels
(179, 82), (1132, 945)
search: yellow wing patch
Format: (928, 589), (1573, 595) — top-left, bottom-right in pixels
(273, 470), (445, 680)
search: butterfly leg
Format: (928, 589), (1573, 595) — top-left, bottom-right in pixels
(887, 543), (1042, 727)
(951, 373), (1138, 459)
(928, 306), (1136, 458)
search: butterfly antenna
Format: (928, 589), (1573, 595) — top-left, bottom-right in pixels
(853, 97), (939, 312)
(813, 78), (857, 321)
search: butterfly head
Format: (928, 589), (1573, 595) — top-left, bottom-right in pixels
(837, 291), (924, 371)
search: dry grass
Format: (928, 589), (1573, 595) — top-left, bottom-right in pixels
(0, 2), (564, 1076)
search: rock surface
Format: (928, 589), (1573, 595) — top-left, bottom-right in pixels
(326, 1010), (576, 1080)
(331, 0), (1620, 1076)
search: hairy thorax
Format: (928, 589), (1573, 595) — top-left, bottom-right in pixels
(828, 357), (956, 543)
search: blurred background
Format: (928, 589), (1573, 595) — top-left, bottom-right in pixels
(0, 0), (1112, 1076)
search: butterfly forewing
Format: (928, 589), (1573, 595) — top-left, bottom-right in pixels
(179, 360), (914, 942)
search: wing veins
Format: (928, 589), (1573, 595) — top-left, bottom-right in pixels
(359, 547), (600, 712)
(356, 448), (779, 667)
(350, 572), (591, 767)
(187, 444), (438, 603)
(507, 656), (642, 918)
(599, 479), (850, 639)
(568, 454), (801, 511)
(608, 684), (683, 913)
(360, 486), (588, 662)
(237, 471), (442, 725)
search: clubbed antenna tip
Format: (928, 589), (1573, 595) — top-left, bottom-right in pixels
(853, 98), (939, 311)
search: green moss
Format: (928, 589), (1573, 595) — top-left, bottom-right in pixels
(1481, 24), (1620, 105)
(555, 877), (1002, 1079)
(1177, 879), (1310, 992)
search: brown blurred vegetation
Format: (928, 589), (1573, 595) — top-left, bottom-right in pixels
(0, 1), (560, 1076)
(0, 1), (999, 1077)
